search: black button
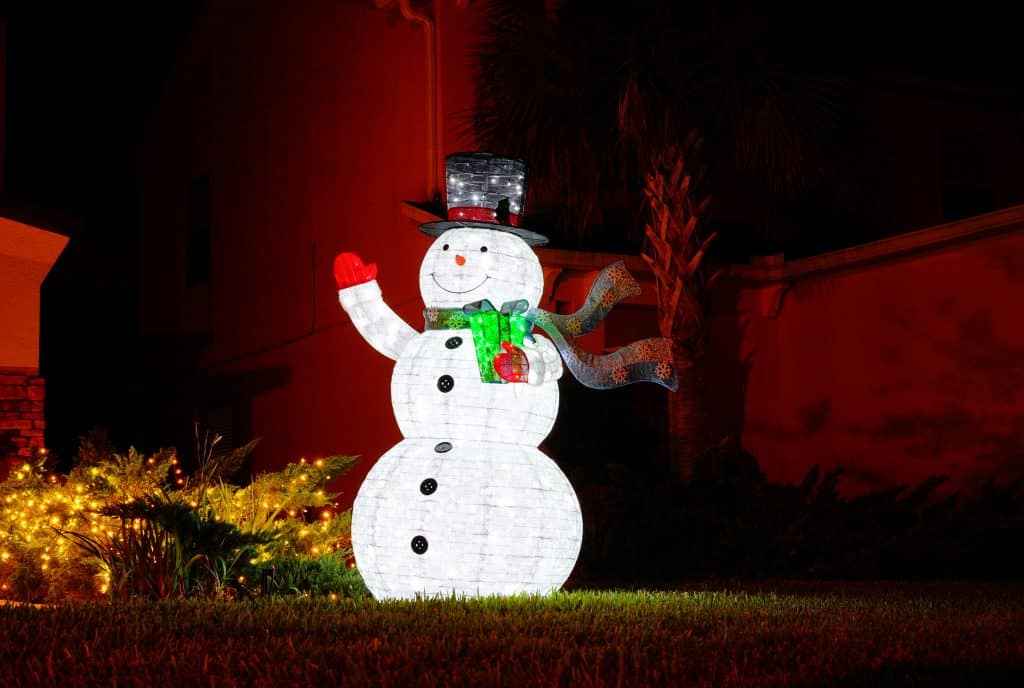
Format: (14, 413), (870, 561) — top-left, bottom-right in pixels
(434, 442), (452, 453)
(437, 375), (454, 393)
(411, 535), (428, 554)
(420, 478), (437, 495)
(445, 336), (463, 349)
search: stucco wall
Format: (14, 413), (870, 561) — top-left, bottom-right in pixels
(711, 212), (1024, 494)
(0, 217), (67, 370)
(136, 1), (487, 487)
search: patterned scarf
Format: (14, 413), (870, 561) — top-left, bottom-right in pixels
(423, 261), (677, 391)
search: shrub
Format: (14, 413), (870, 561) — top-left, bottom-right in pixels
(0, 428), (360, 601)
(573, 440), (1024, 583)
(253, 551), (369, 598)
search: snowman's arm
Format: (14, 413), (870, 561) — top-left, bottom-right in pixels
(524, 334), (564, 385)
(338, 280), (418, 361)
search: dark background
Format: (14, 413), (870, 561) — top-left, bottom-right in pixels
(1, 5), (203, 461)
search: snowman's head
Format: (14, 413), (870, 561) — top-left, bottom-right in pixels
(419, 226), (544, 308)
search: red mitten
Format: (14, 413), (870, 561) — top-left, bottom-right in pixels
(494, 342), (530, 383)
(334, 252), (378, 289)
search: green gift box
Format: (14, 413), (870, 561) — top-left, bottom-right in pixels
(465, 299), (532, 383)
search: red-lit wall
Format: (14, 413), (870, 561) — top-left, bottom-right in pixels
(710, 213), (1024, 494)
(137, 1), (484, 498)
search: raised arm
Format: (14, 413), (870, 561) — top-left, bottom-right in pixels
(335, 253), (417, 361)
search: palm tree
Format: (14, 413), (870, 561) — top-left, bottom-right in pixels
(471, 0), (853, 478)
(640, 137), (721, 480)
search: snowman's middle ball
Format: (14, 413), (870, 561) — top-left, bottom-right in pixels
(399, 226), (557, 444)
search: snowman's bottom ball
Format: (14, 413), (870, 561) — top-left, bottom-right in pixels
(352, 439), (583, 600)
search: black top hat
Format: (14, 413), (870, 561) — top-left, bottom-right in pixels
(419, 152), (549, 246)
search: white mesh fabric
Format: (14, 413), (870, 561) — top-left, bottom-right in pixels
(338, 280), (417, 361)
(343, 225), (583, 599)
(352, 439), (583, 600)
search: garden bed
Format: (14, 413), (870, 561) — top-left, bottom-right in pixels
(1, 582), (1022, 686)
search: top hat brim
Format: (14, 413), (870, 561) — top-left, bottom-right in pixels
(419, 220), (549, 247)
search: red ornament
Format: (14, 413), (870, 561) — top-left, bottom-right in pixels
(493, 341), (529, 383)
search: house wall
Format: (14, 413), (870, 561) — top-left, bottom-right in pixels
(0, 370), (46, 465)
(0, 218), (66, 472)
(0, 218), (67, 370)
(137, 0), (489, 494)
(0, 248), (41, 370)
(711, 210), (1024, 494)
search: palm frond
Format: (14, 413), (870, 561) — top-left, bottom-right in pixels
(468, 0), (853, 243)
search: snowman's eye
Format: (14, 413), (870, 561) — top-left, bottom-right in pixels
(480, 246), (488, 253)
(442, 244), (449, 251)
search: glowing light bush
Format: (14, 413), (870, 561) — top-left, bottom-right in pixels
(0, 431), (358, 602)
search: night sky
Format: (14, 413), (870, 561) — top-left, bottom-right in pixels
(2, 2), (1022, 462)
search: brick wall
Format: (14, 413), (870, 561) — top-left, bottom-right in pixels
(0, 368), (45, 472)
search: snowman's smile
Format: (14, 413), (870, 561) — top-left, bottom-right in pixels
(430, 273), (490, 294)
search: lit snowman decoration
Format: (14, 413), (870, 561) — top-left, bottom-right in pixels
(335, 154), (676, 599)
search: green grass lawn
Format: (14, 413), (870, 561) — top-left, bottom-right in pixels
(1, 582), (1022, 686)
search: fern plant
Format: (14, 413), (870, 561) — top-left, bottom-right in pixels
(0, 429), (359, 601)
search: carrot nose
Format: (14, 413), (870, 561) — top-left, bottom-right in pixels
(455, 254), (466, 266)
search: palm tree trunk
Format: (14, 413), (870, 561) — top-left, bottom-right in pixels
(669, 353), (715, 483)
